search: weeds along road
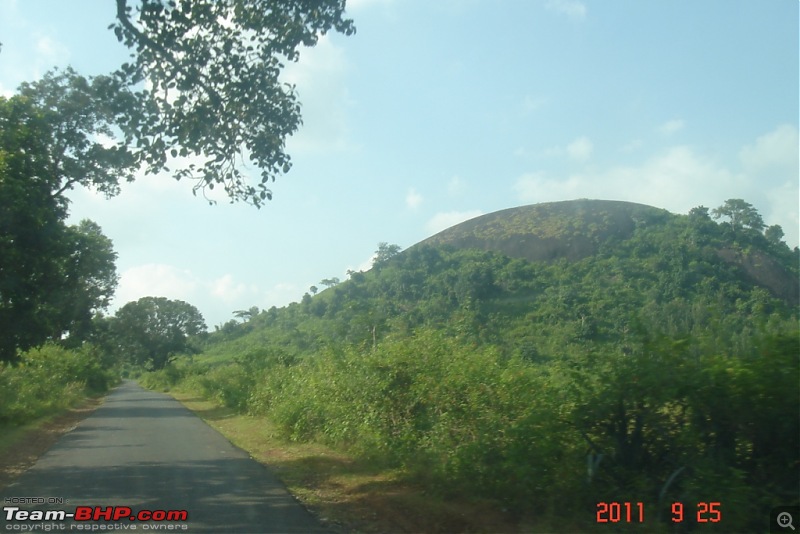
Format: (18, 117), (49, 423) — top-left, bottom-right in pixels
(1, 380), (330, 533)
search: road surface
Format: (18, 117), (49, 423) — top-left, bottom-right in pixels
(1, 380), (330, 533)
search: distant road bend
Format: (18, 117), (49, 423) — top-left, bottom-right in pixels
(1, 380), (330, 533)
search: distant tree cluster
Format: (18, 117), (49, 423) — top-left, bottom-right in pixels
(98, 296), (207, 371)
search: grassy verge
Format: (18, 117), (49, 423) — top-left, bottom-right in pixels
(168, 387), (587, 533)
(0, 395), (105, 490)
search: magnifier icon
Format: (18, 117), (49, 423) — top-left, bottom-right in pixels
(778, 512), (796, 531)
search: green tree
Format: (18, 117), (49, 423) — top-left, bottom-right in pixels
(764, 224), (785, 245)
(15, 69), (138, 198)
(107, 0), (355, 205)
(233, 306), (260, 323)
(0, 94), (119, 361)
(711, 198), (766, 233)
(373, 242), (402, 268)
(2, 1), (355, 205)
(110, 297), (206, 370)
(53, 220), (119, 346)
(688, 205), (710, 220)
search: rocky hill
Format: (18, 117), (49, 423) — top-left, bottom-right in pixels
(416, 198), (798, 304)
(418, 199), (669, 262)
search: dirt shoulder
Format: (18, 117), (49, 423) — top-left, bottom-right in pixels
(0, 396), (104, 491)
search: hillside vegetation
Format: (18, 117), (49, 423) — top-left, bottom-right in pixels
(145, 199), (799, 532)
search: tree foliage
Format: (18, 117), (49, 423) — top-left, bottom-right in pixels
(14, 69), (139, 198)
(0, 0), (357, 359)
(712, 198), (766, 233)
(0, 94), (119, 362)
(372, 242), (402, 268)
(110, 296), (206, 370)
(107, 0), (355, 205)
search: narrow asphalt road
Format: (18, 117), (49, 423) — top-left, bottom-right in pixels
(1, 381), (330, 533)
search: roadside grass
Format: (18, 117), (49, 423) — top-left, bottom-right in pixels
(0, 395), (104, 490)
(168, 387), (595, 533)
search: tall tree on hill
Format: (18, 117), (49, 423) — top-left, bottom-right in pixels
(712, 198), (766, 233)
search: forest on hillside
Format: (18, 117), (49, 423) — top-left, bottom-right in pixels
(124, 200), (799, 532)
(2, 194), (797, 531)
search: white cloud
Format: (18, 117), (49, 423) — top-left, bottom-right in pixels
(739, 124), (799, 245)
(406, 187), (423, 209)
(347, 252), (378, 274)
(659, 119), (685, 135)
(513, 126), (799, 247)
(621, 139), (644, 153)
(522, 94), (547, 114)
(114, 265), (267, 323)
(282, 34), (356, 155)
(515, 147), (737, 218)
(426, 210), (484, 235)
(567, 136), (593, 161)
(545, 0), (587, 19)
(765, 179), (799, 245)
(264, 282), (300, 308)
(448, 175), (465, 196)
(739, 124), (798, 178)
(212, 274), (252, 304)
(115, 264), (201, 308)
(34, 33), (69, 65)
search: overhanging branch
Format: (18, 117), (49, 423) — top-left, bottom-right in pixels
(114, 0), (222, 109)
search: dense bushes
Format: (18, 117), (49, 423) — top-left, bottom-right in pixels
(0, 343), (116, 425)
(169, 320), (798, 529)
(183, 331), (582, 509)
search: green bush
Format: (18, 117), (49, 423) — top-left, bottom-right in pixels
(0, 343), (116, 425)
(241, 330), (579, 510)
(137, 363), (185, 391)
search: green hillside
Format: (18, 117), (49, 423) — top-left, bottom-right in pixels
(143, 199), (799, 532)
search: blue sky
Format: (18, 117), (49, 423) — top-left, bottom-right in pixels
(1, 0), (797, 328)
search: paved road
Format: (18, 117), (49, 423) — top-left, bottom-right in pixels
(1, 381), (330, 533)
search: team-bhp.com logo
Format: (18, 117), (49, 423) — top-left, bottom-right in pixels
(4, 506), (188, 529)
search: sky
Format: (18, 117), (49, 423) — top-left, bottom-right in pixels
(1, 0), (798, 328)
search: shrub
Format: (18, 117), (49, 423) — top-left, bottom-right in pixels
(0, 343), (116, 425)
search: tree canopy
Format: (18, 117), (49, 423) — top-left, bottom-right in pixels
(712, 198), (766, 233)
(0, 95), (119, 362)
(110, 296), (206, 370)
(106, 0), (355, 206)
(1, 1), (355, 205)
